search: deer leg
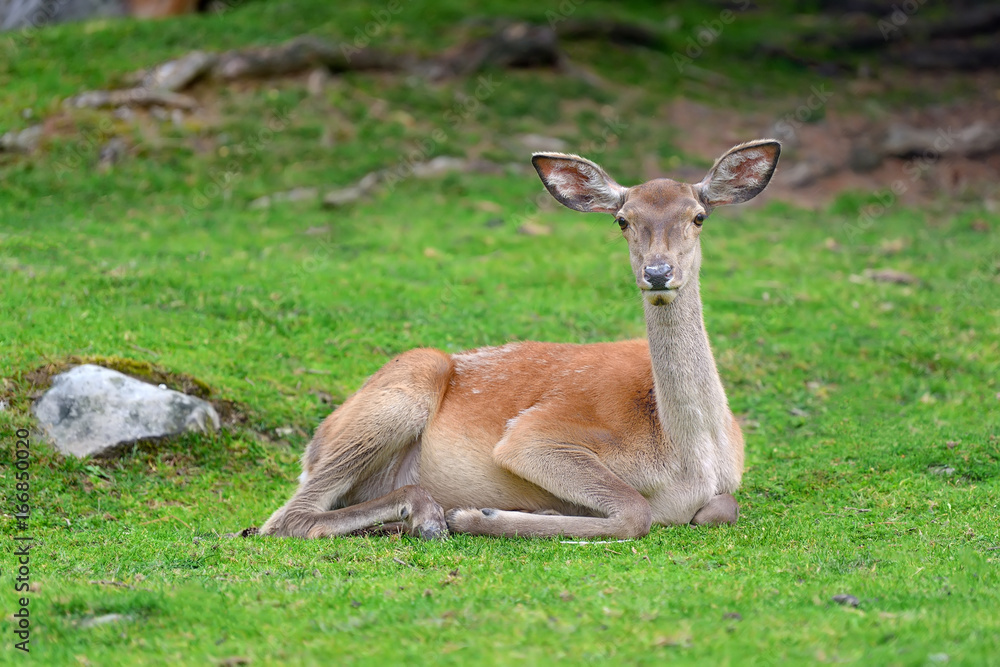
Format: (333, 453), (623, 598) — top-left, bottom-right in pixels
(446, 423), (652, 539)
(260, 349), (452, 539)
(267, 482), (446, 539)
(690, 493), (739, 526)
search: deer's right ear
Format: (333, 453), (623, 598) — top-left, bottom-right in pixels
(532, 153), (627, 214)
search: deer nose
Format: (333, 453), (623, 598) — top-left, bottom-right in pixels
(643, 264), (673, 290)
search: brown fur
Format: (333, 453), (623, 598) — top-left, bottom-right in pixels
(260, 140), (780, 539)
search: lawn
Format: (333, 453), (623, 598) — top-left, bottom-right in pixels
(1, 1), (998, 664)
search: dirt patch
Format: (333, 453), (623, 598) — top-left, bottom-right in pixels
(661, 71), (1000, 209)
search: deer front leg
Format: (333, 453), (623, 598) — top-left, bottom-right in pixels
(446, 423), (652, 539)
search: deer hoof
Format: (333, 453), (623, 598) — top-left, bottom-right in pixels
(691, 493), (739, 526)
(408, 506), (449, 540)
(415, 521), (449, 540)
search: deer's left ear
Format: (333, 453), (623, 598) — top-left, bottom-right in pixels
(697, 139), (780, 207)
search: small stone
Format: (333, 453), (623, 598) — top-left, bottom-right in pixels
(848, 142), (882, 173)
(216, 658), (250, 667)
(249, 187), (320, 209)
(80, 613), (132, 629)
(307, 68), (331, 96)
(832, 594), (859, 607)
(0, 125), (43, 153)
(863, 269), (919, 285)
(517, 222), (552, 236)
(98, 137), (128, 171)
(928, 465), (956, 476)
(723, 612), (742, 621)
(411, 156), (468, 178)
(516, 134), (567, 152)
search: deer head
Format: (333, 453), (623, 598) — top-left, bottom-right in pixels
(532, 140), (780, 305)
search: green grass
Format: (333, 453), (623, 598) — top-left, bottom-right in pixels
(2, 1), (999, 664)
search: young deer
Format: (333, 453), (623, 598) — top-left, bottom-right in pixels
(261, 140), (780, 539)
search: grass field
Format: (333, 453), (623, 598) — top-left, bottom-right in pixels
(1, 1), (998, 664)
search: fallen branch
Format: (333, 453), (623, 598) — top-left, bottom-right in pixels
(65, 89), (198, 110)
(250, 157), (513, 210)
(558, 19), (664, 49)
(881, 121), (1000, 158)
(69, 23), (582, 111)
(214, 36), (403, 80)
(424, 22), (562, 79)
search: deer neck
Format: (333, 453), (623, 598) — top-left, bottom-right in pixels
(643, 274), (730, 453)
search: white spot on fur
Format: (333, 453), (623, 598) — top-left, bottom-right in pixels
(452, 342), (523, 372)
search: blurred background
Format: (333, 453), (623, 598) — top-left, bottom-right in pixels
(3, 0), (999, 211)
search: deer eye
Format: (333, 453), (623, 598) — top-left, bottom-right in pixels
(694, 213), (705, 226)
(616, 217), (628, 231)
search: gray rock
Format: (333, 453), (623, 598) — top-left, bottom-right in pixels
(832, 594), (859, 607)
(0, 124), (43, 153)
(33, 364), (219, 458)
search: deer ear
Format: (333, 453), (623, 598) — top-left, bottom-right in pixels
(532, 153), (627, 214)
(697, 139), (780, 207)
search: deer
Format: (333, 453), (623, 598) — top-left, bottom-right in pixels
(260, 139), (781, 540)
